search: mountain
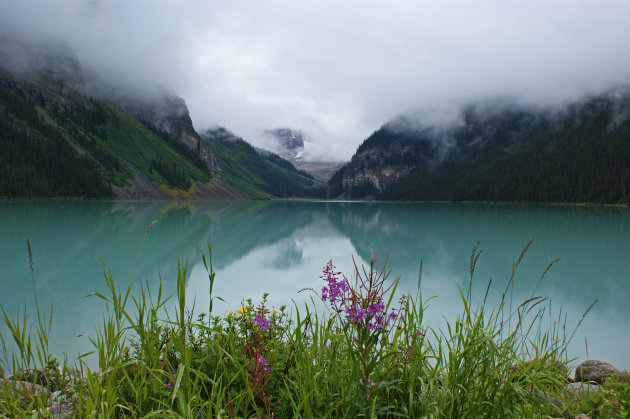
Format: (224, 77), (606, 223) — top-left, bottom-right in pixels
(0, 37), (248, 199)
(86, 77), (217, 176)
(329, 91), (630, 203)
(264, 128), (305, 162)
(202, 127), (322, 199)
(264, 127), (345, 183)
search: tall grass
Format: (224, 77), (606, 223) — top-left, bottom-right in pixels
(0, 237), (621, 418)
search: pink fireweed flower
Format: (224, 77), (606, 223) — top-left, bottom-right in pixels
(321, 261), (349, 306)
(367, 301), (385, 317)
(253, 314), (270, 330)
(167, 373), (181, 389)
(256, 356), (272, 372)
(388, 309), (398, 321)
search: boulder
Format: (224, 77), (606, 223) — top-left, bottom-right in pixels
(574, 360), (620, 384)
(48, 390), (75, 418)
(0, 379), (45, 402)
(566, 382), (602, 400)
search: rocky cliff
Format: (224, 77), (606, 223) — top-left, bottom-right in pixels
(329, 91), (630, 203)
(264, 128), (305, 161)
(92, 88), (217, 176)
(328, 126), (441, 198)
(0, 35), (88, 108)
(0, 36), (247, 200)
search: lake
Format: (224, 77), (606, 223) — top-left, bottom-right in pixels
(1, 200), (629, 371)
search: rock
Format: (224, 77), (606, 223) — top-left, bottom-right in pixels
(618, 370), (630, 382)
(10, 368), (52, 388)
(1, 376), (76, 417)
(566, 382), (602, 400)
(48, 390), (75, 418)
(0, 379), (45, 402)
(574, 360), (620, 384)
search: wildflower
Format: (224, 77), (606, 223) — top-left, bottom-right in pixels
(256, 356), (273, 373)
(274, 309), (278, 316)
(388, 309), (398, 321)
(227, 311), (233, 317)
(166, 373), (181, 389)
(367, 301), (385, 317)
(253, 314), (270, 330)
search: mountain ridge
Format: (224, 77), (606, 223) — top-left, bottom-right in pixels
(329, 89), (630, 203)
(0, 37), (309, 200)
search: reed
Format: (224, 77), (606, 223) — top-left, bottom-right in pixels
(0, 238), (625, 418)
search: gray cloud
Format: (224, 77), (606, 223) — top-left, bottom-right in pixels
(2, 0), (629, 160)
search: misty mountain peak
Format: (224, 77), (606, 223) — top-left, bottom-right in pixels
(0, 34), (85, 96)
(264, 128), (305, 161)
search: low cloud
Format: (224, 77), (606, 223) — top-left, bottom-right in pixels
(2, 0), (629, 160)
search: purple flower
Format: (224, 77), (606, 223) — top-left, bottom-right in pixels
(167, 373), (181, 389)
(322, 287), (329, 301)
(253, 314), (270, 330)
(367, 302), (385, 317)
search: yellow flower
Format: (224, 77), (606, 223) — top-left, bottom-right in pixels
(245, 316), (249, 321)
(238, 307), (244, 315)
(227, 311), (233, 317)
(274, 310), (278, 316)
(244, 306), (249, 313)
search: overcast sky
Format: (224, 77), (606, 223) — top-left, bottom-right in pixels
(2, 0), (630, 160)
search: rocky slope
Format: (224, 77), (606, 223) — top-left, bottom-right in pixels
(264, 127), (344, 183)
(265, 128), (305, 161)
(91, 85), (217, 176)
(329, 90), (630, 203)
(0, 36), (243, 199)
(203, 127), (318, 198)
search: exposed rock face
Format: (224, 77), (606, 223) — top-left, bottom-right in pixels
(1, 35), (217, 176)
(100, 91), (217, 176)
(0, 35), (87, 108)
(265, 128), (305, 161)
(574, 360), (621, 384)
(112, 162), (246, 200)
(566, 382), (603, 400)
(1, 368), (76, 418)
(0, 35), (85, 95)
(112, 162), (170, 200)
(293, 160), (344, 183)
(262, 128), (345, 183)
(331, 91), (630, 201)
(342, 164), (415, 192)
(330, 127), (439, 197)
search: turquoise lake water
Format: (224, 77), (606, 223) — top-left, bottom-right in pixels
(1, 200), (628, 370)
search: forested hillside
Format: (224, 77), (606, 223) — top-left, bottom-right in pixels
(202, 128), (320, 199)
(330, 90), (630, 203)
(0, 71), (213, 198)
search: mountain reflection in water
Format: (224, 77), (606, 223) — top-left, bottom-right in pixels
(1, 200), (628, 369)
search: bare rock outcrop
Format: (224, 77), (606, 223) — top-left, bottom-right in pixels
(574, 360), (621, 384)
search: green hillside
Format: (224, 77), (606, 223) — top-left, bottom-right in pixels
(202, 128), (317, 199)
(0, 76), (211, 198)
